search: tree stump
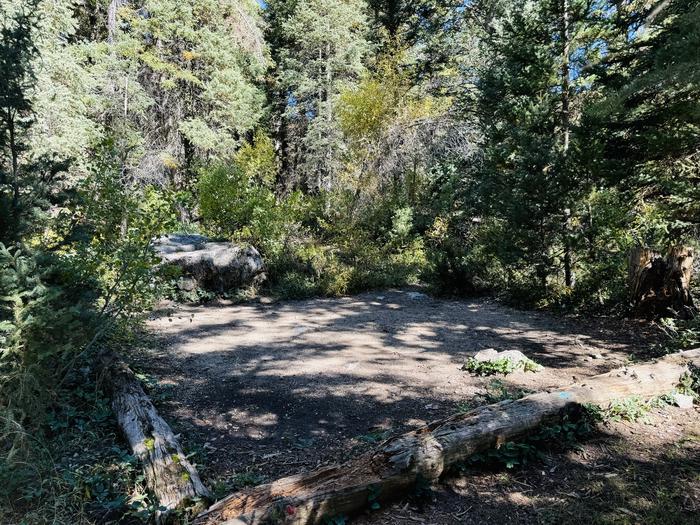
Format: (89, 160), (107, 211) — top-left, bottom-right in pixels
(628, 245), (695, 319)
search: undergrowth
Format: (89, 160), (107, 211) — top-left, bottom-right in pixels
(457, 379), (531, 412)
(462, 356), (543, 376)
(456, 382), (697, 474)
(459, 411), (596, 471)
(0, 358), (160, 524)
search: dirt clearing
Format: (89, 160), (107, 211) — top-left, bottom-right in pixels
(137, 290), (699, 524)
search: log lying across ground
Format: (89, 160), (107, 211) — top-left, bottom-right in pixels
(100, 353), (211, 522)
(195, 349), (700, 525)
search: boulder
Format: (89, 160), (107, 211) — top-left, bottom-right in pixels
(153, 234), (265, 292)
(671, 392), (694, 409)
(471, 348), (543, 372)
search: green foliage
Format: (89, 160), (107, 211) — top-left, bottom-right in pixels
(118, 0), (267, 166)
(235, 130), (279, 188)
(458, 379), (530, 412)
(463, 414), (594, 470)
(198, 162), (306, 257)
(583, 392), (688, 426)
(269, 0), (370, 193)
(594, 396), (654, 424)
(677, 367), (700, 400)
(1, 363), (161, 524)
(656, 316), (700, 355)
(462, 356), (543, 376)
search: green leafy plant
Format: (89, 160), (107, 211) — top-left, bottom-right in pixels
(677, 366), (700, 399)
(462, 356), (543, 376)
(462, 413), (595, 470)
(599, 396), (653, 424)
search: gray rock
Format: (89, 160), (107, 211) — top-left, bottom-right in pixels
(153, 234), (265, 292)
(472, 348), (543, 371)
(472, 348), (500, 362)
(672, 392), (695, 409)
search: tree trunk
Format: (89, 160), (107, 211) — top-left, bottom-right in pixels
(629, 245), (696, 319)
(100, 353), (211, 522)
(195, 349), (700, 525)
(107, 0), (127, 43)
(560, 0), (574, 289)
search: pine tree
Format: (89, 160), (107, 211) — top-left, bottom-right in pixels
(467, 0), (612, 296)
(99, 0), (268, 189)
(0, 1), (38, 242)
(586, 0), (700, 243)
(270, 0), (370, 194)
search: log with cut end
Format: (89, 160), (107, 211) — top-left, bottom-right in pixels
(195, 349), (700, 525)
(101, 353), (211, 522)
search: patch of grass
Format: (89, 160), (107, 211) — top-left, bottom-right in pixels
(603, 396), (653, 423)
(586, 394), (674, 425)
(462, 356), (543, 376)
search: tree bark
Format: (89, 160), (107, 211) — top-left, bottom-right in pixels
(629, 245), (696, 319)
(100, 353), (211, 522)
(107, 0), (127, 43)
(195, 349), (700, 525)
(560, 0), (574, 289)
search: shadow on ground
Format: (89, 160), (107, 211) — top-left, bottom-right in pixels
(135, 290), (695, 524)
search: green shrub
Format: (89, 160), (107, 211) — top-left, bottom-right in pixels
(462, 356), (543, 376)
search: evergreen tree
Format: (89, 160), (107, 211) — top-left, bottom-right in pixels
(467, 0), (612, 296)
(0, 1), (39, 242)
(586, 0), (700, 244)
(270, 0), (370, 194)
(100, 0), (268, 189)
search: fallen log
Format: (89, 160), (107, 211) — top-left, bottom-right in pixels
(195, 349), (700, 525)
(100, 353), (211, 522)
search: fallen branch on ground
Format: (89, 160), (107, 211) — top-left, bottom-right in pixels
(100, 352), (211, 522)
(195, 349), (700, 525)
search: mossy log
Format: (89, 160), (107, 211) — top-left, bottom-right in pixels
(101, 353), (211, 522)
(195, 349), (700, 525)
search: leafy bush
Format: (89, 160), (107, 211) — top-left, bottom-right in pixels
(235, 130), (279, 188)
(198, 163), (309, 257)
(462, 356), (543, 376)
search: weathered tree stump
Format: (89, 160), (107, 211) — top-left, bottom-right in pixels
(629, 245), (695, 319)
(195, 349), (700, 525)
(100, 353), (211, 522)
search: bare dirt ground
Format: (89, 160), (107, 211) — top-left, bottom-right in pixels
(137, 290), (700, 524)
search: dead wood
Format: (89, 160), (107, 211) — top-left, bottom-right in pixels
(195, 349), (700, 525)
(100, 352), (211, 522)
(629, 245), (695, 319)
